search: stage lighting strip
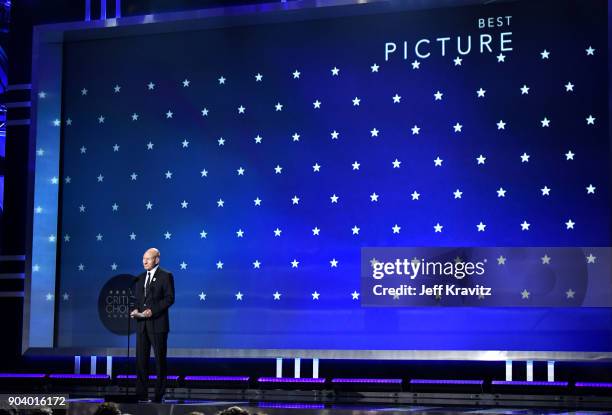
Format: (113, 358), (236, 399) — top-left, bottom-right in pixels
(184, 376), (250, 381)
(48, 374), (110, 379)
(0, 374), (46, 378)
(331, 378), (402, 384)
(491, 381), (568, 387)
(258, 402), (325, 409)
(410, 379), (483, 385)
(575, 382), (612, 388)
(258, 377), (326, 383)
(116, 375), (179, 380)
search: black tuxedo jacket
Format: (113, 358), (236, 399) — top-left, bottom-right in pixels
(132, 267), (175, 333)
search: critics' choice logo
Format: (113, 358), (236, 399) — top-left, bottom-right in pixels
(98, 274), (136, 335)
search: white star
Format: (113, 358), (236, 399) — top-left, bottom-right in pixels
(520, 220), (530, 231)
(182, 79), (190, 87)
(50, 177), (59, 185)
(79, 204), (86, 212)
(65, 176), (71, 184)
(331, 130), (340, 139)
(201, 108), (209, 116)
(237, 167), (245, 176)
(351, 291), (360, 300)
(218, 76), (226, 84)
(497, 120), (506, 130)
(131, 113), (139, 121)
(434, 223), (443, 233)
(275, 102), (283, 111)
(292, 69), (301, 79)
(235, 292), (243, 300)
(312, 163), (321, 172)
(200, 229), (207, 238)
(370, 128), (380, 137)
(540, 49), (550, 59)
(541, 254), (551, 264)
(565, 150), (575, 160)
(541, 117), (550, 127)
(112, 203), (119, 211)
(254, 197), (262, 206)
(411, 191), (420, 200)
(330, 259), (338, 268)
(78, 263), (85, 271)
(112, 144), (120, 152)
(496, 53), (506, 62)
(129, 232), (136, 240)
(166, 110), (173, 118)
(111, 263), (118, 271)
(411, 60), (420, 69)
(453, 56), (462, 66)
(497, 256), (507, 265)
(218, 137), (225, 146)
(351, 225), (360, 235)
(35, 206), (43, 214)
(586, 253), (596, 263)
(199, 292), (206, 301)
(312, 227), (320, 236)
(541, 186), (551, 196)
(292, 132), (300, 142)
(352, 161), (360, 170)
(330, 194), (339, 203)
(98, 115), (105, 123)
(586, 184), (596, 194)
(254, 135), (263, 144)
(453, 122), (463, 132)
(434, 157), (443, 167)
(453, 189), (462, 199)
(476, 88), (486, 98)
(238, 105), (245, 114)
(586, 46), (595, 55)
(565, 81), (574, 92)
(566, 289), (575, 299)
(236, 229), (244, 237)
(33, 264), (40, 272)
(165, 170), (173, 179)
(181, 139), (189, 148)
(216, 261), (224, 269)
(521, 289), (530, 299)
(66, 118), (72, 125)
(46, 293), (53, 301)
(312, 291), (320, 300)
(434, 90), (443, 100)
(147, 141), (154, 150)
(217, 199), (225, 207)
(64, 234), (70, 242)
(565, 219), (575, 229)
(392, 224), (401, 234)
(521, 85), (530, 95)
(371, 63), (379, 72)
(274, 165), (283, 174)
(97, 174), (104, 182)
(200, 169), (208, 177)
(392, 94), (401, 103)
(476, 155), (486, 164)
(164, 231), (172, 239)
(37, 148), (45, 156)
(147, 82), (155, 90)
(253, 260), (261, 269)
(274, 228), (282, 237)
(477, 222), (486, 232)
(81, 88), (88, 95)
(114, 84), (121, 93)
(331, 67), (340, 76)
(181, 200), (189, 208)
(273, 291), (282, 300)
(497, 187), (507, 197)
(313, 100), (321, 109)
(291, 195), (300, 205)
(63, 293), (69, 301)
(146, 201), (153, 210)
(392, 158), (401, 168)
(255, 73), (263, 81)
(352, 97), (361, 106)
(520, 152), (530, 163)
(411, 125), (420, 135)
(370, 192), (379, 202)
(48, 235), (56, 242)
(586, 115), (596, 125)
(53, 119), (60, 127)
(291, 259), (299, 268)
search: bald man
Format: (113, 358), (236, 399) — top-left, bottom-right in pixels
(130, 248), (175, 402)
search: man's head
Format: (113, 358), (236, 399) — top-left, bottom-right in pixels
(143, 248), (160, 271)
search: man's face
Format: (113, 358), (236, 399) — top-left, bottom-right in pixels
(143, 252), (159, 271)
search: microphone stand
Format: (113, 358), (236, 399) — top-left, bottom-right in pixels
(127, 279), (137, 398)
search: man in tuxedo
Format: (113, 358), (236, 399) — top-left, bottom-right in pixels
(130, 248), (175, 402)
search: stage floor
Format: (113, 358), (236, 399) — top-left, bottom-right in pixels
(65, 399), (612, 415)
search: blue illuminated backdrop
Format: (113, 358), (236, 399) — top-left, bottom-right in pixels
(29, 0), (612, 354)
